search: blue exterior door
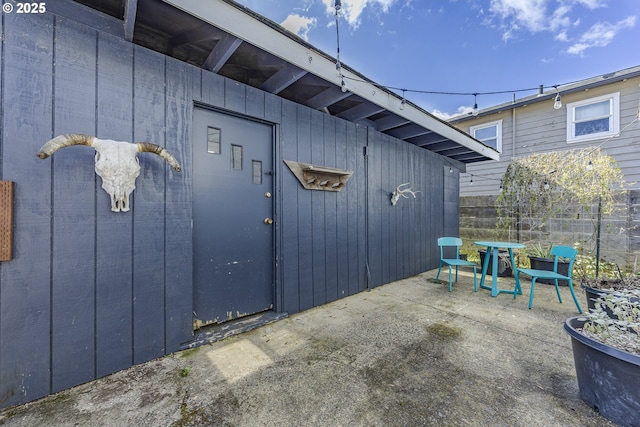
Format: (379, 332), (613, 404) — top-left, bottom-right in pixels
(192, 107), (274, 328)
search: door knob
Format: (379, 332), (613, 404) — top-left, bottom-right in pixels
(264, 218), (273, 225)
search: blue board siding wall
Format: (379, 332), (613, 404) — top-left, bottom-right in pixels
(366, 129), (447, 288)
(0, 5), (458, 408)
(0, 12), (193, 407)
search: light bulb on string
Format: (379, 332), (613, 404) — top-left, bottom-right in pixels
(341, 78), (347, 93)
(587, 159), (593, 170)
(471, 93), (479, 117)
(553, 86), (562, 109)
(449, 166), (453, 173)
(400, 89), (406, 110)
(543, 181), (549, 190)
(335, 60), (342, 77)
(553, 93), (562, 109)
(469, 177), (473, 185)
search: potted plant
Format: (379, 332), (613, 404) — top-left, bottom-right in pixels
(575, 253), (640, 312)
(477, 248), (512, 277)
(581, 274), (640, 315)
(564, 289), (640, 427)
(526, 243), (570, 285)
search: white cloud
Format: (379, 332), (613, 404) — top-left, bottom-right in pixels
(322, 0), (399, 29)
(575, 0), (607, 8)
(567, 15), (636, 55)
(489, 0), (548, 36)
(432, 105), (474, 120)
(280, 14), (317, 40)
(488, 0), (607, 41)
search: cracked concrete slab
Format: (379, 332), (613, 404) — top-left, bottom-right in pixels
(0, 269), (615, 426)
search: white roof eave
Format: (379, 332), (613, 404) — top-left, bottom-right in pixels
(162, 0), (499, 161)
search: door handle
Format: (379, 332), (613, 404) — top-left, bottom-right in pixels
(264, 218), (273, 225)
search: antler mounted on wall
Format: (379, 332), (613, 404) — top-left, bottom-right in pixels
(391, 182), (420, 206)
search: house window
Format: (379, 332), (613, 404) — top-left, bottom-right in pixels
(566, 92), (620, 143)
(470, 120), (502, 152)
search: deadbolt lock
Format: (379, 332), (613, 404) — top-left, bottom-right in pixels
(264, 218), (273, 225)
(264, 192), (272, 198)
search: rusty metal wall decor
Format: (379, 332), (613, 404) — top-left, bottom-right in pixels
(0, 181), (14, 261)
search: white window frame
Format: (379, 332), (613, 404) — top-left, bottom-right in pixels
(566, 92), (620, 143)
(470, 120), (503, 153)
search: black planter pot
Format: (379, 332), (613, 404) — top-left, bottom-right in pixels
(478, 249), (512, 277)
(528, 256), (570, 285)
(564, 316), (640, 427)
(582, 284), (611, 315)
(582, 283), (640, 319)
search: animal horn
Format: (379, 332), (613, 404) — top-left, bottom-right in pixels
(37, 134), (94, 159)
(137, 143), (182, 172)
(395, 182), (410, 192)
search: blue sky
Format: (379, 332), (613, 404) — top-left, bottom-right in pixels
(232, 0), (638, 118)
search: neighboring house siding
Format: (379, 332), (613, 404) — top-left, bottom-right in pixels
(451, 72), (640, 267)
(0, 4), (458, 408)
(456, 76), (640, 197)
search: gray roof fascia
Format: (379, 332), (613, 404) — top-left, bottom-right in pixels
(162, 0), (499, 161)
(450, 65), (640, 124)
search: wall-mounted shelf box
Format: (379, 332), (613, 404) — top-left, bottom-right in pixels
(284, 160), (353, 192)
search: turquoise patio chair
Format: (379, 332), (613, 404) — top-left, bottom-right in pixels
(435, 237), (477, 292)
(515, 245), (582, 313)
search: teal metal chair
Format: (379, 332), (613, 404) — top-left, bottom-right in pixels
(435, 237), (477, 292)
(515, 245), (582, 313)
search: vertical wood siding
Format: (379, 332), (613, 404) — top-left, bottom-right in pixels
(51, 16), (98, 393)
(132, 45), (167, 364)
(366, 131), (451, 287)
(0, 4), (459, 408)
(1, 12), (54, 407)
(0, 12), (193, 407)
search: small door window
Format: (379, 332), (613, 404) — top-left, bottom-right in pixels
(231, 144), (243, 170)
(252, 161), (262, 184)
(207, 127), (221, 154)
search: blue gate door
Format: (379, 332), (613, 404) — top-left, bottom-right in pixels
(193, 107), (274, 328)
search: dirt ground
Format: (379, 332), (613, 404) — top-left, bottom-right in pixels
(0, 269), (616, 426)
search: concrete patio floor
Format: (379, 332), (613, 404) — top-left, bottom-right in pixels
(0, 268), (615, 426)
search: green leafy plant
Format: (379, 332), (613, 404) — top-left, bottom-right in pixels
(526, 243), (552, 259)
(582, 289), (640, 355)
(496, 148), (628, 275)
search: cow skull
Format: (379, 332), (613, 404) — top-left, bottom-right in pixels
(37, 134), (181, 212)
(391, 182), (420, 206)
